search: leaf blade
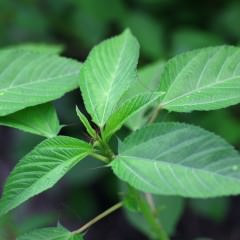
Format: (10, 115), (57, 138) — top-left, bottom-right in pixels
(0, 136), (92, 216)
(0, 49), (81, 116)
(79, 29), (139, 127)
(103, 92), (162, 140)
(17, 226), (84, 240)
(0, 103), (61, 138)
(159, 46), (240, 111)
(76, 106), (96, 138)
(124, 61), (166, 130)
(112, 123), (240, 198)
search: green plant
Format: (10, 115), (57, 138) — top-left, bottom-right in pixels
(0, 29), (240, 240)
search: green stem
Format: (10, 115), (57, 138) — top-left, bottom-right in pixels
(89, 104), (167, 239)
(145, 192), (156, 214)
(97, 137), (115, 161)
(148, 105), (162, 124)
(90, 152), (109, 163)
(129, 186), (168, 240)
(72, 202), (123, 235)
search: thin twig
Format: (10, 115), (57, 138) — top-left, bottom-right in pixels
(72, 202), (123, 235)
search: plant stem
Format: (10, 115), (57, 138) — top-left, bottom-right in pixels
(89, 103), (168, 239)
(72, 202), (123, 235)
(97, 137), (116, 161)
(148, 105), (162, 124)
(128, 185), (169, 240)
(145, 192), (156, 213)
(89, 152), (109, 163)
(143, 193), (169, 240)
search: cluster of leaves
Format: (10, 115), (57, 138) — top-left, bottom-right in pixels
(0, 28), (240, 240)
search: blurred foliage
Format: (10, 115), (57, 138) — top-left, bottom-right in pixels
(122, 184), (184, 238)
(189, 198), (230, 223)
(171, 28), (224, 56)
(0, 211), (56, 239)
(121, 11), (165, 60)
(0, 0), (240, 239)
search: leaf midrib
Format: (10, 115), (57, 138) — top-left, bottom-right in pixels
(117, 155), (240, 181)
(0, 71), (80, 92)
(120, 126), (188, 152)
(161, 75), (240, 107)
(161, 50), (203, 97)
(1, 152), (88, 215)
(99, 33), (128, 126)
(161, 47), (240, 107)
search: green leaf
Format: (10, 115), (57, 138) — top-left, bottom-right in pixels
(123, 60), (166, 99)
(201, 110), (240, 145)
(76, 106), (96, 138)
(0, 103), (61, 138)
(125, 196), (183, 237)
(159, 46), (240, 112)
(190, 197), (230, 223)
(124, 60), (166, 130)
(17, 213), (56, 235)
(77, 0), (126, 22)
(0, 136), (92, 216)
(0, 49), (81, 116)
(103, 92), (162, 140)
(17, 226), (83, 240)
(112, 122), (240, 198)
(214, 2), (240, 40)
(79, 29), (139, 127)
